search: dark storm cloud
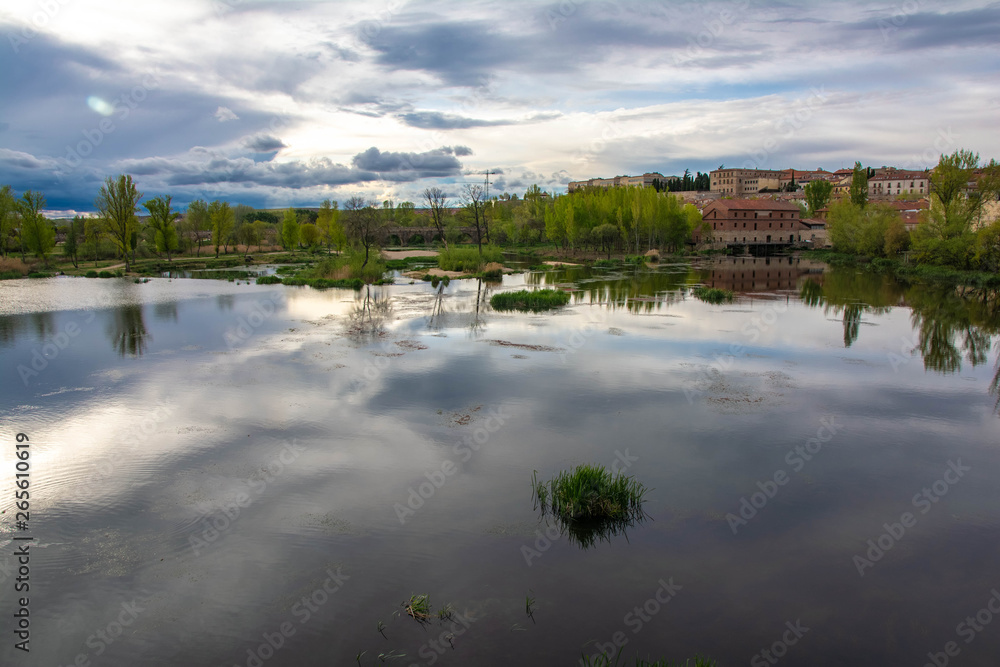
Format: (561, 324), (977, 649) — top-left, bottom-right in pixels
(351, 146), (463, 176)
(364, 10), (690, 85)
(242, 134), (287, 152)
(397, 111), (560, 130)
(887, 6), (1000, 51)
(835, 4), (1000, 51)
(0, 25), (293, 163)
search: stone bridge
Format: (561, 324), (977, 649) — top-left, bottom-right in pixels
(381, 226), (480, 245)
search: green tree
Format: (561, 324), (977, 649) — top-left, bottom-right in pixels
(280, 208), (300, 251)
(660, 194), (691, 253)
(931, 149), (979, 208)
(299, 222), (319, 250)
(343, 196), (385, 267)
(883, 219), (911, 256)
(83, 218), (105, 266)
(827, 200), (898, 257)
(144, 195), (180, 261)
(850, 162), (868, 209)
(973, 220), (1000, 272)
(804, 180), (833, 215)
(95, 174), (142, 271)
(0, 185), (15, 257)
(591, 223), (618, 258)
(910, 149), (994, 267)
(18, 190), (55, 263)
(396, 201), (416, 226)
(237, 220), (267, 254)
(316, 199), (342, 253)
(210, 201), (235, 257)
(64, 215), (84, 268)
(185, 199), (209, 256)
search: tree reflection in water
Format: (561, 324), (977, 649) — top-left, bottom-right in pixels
(346, 285), (393, 344)
(801, 269), (1000, 402)
(107, 304), (150, 357)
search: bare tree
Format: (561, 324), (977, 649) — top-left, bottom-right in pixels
(423, 187), (449, 249)
(461, 184), (488, 254)
(343, 196), (385, 268)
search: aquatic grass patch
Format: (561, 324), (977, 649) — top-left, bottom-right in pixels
(255, 275), (283, 285)
(385, 256), (435, 270)
(404, 594), (432, 622)
(281, 276), (364, 290)
(532, 465), (648, 523)
(691, 286), (735, 304)
(437, 245), (503, 273)
(490, 289), (570, 312)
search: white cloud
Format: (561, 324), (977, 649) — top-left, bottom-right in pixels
(215, 106), (239, 122)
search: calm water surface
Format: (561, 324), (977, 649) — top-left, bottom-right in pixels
(1, 258), (999, 666)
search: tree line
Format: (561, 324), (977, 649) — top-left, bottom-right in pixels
(0, 174), (711, 271)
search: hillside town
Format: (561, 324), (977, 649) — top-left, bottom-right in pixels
(567, 164), (999, 251)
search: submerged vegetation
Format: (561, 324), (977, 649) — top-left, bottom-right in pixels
(490, 288), (570, 312)
(691, 286), (735, 304)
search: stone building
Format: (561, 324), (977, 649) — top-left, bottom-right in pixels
(694, 199), (808, 246)
(710, 168), (784, 195)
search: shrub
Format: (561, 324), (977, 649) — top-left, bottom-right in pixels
(490, 289), (570, 312)
(98, 271), (115, 278)
(480, 262), (503, 280)
(85, 270), (98, 278)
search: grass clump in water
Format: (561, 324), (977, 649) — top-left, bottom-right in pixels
(490, 289), (569, 312)
(692, 286), (735, 304)
(404, 594), (432, 622)
(479, 262), (504, 280)
(437, 245), (503, 272)
(532, 465), (647, 523)
(255, 275), (283, 285)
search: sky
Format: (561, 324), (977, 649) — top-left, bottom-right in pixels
(1, 0), (999, 215)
